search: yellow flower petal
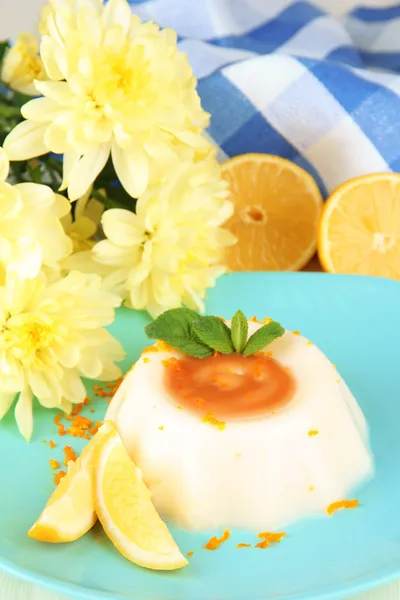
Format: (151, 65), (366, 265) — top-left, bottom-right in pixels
(4, 121), (48, 161)
(102, 209), (144, 247)
(77, 349), (103, 378)
(68, 143), (110, 201)
(60, 367), (87, 403)
(40, 35), (65, 80)
(15, 387), (33, 442)
(103, 0), (132, 33)
(77, 7), (103, 48)
(8, 237), (42, 280)
(22, 97), (63, 123)
(14, 182), (55, 212)
(111, 140), (148, 199)
(1, 34), (46, 96)
(44, 124), (68, 154)
(52, 343), (80, 369)
(94, 239), (135, 267)
(60, 150), (80, 192)
(0, 148), (10, 183)
(35, 80), (75, 107)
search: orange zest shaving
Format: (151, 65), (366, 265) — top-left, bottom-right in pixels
(54, 470), (66, 485)
(49, 440), (56, 449)
(93, 377), (123, 398)
(66, 415), (92, 439)
(84, 397), (91, 406)
(157, 340), (174, 352)
(71, 403), (83, 416)
(237, 543), (251, 548)
(63, 445), (77, 466)
(187, 551), (194, 558)
(249, 316), (260, 323)
(204, 530), (230, 550)
(327, 499), (359, 515)
(142, 345), (159, 354)
(54, 413), (65, 436)
(293, 330), (301, 336)
(256, 531), (286, 549)
(202, 412), (226, 431)
(158, 426), (164, 430)
(49, 459), (60, 470)
(162, 357), (181, 370)
(308, 430), (319, 436)
(143, 357), (150, 364)
(307, 341), (313, 345)
(263, 317), (272, 324)
(90, 421), (103, 436)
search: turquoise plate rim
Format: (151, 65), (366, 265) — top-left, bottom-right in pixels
(1, 552), (400, 600)
(1, 271), (400, 600)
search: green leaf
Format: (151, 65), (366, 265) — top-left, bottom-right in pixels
(0, 41), (10, 65)
(230, 310), (248, 353)
(192, 316), (234, 355)
(145, 308), (213, 359)
(243, 321), (285, 357)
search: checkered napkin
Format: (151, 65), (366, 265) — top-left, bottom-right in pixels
(129, 0), (400, 196)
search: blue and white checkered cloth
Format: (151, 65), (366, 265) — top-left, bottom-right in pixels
(128, 0), (400, 196)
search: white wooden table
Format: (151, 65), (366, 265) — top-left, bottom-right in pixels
(1, 0), (399, 597)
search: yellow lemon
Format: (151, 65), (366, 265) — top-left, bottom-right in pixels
(221, 154), (323, 271)
(28, 422), (113, 543)
(94, 422), (188, 571)
(318, 173), (400, 277)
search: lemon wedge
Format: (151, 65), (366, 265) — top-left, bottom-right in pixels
(29, 422), (113, 543)
(94, 422), (188, 571)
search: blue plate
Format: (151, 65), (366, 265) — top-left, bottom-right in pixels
(1, 272), (400, 600)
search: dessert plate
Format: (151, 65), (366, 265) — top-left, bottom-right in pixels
(1, 272), (400, 600)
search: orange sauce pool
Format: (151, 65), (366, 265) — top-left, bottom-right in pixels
(164, 353), (295, 420)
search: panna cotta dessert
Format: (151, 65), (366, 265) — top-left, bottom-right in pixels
(107, 309), (373, 531)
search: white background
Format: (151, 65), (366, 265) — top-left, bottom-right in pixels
(0, 0), (400, 598)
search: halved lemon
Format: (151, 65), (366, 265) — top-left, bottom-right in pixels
(28, 422), (113, 543)
(94, 422), (188, 571)
(221, 154), (323, 271)
(318, 173), (400, 277)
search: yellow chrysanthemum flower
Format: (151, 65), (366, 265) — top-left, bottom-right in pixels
(62, 186), (104, 252)
(1, 34), (47, 96)
(0, 271), (125, 441)
(0, 148), (72, 282)
(92, 159), (236, 316)
(4, 0), (210, 201)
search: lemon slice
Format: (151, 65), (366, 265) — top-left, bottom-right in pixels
(221, 154), (323, 271)
(318, 173), (400, 277)
(29, 422), (113, 543)
(94, 422), (188, 571)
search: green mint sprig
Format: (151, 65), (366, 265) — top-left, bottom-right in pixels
(144, 309), (284, 359)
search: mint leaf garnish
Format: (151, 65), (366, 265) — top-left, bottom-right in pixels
(145, 308), (213, 359)
(230, 310), (248, 353)
(192, 316), (234, 354)
(145, 308), (285, 360)
(243, 321), (285, 357)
